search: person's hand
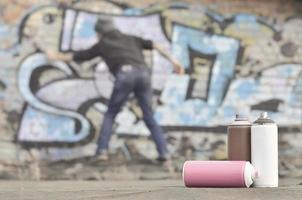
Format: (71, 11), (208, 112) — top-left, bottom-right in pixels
(46, 51), (59, 60)
(153, 43), (185, 74)
(173, 61), (185, 75)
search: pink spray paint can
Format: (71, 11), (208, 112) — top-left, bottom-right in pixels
(183, 161), (256, 188)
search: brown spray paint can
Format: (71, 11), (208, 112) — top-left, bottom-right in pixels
(227, 115), (251, 161)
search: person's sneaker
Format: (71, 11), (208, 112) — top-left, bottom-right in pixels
(94, 150), (109, 162)
(156, 153), (171, 162)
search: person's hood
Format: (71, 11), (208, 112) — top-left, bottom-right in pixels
(94, 17), (116, 34)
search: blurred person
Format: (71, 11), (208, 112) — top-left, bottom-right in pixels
(47, 17), (183, 162)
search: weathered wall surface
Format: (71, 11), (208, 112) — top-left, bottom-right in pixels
(0, 0), (301, 177)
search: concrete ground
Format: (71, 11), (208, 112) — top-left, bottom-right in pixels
(0, 178), (301, 200)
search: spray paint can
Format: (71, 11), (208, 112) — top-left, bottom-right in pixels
(183, 161), (256, 188)
(251, 112), (278, 187)
(227, 115), (251, 161)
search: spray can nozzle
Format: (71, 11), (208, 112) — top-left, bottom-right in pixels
(260, 112), (268, 119)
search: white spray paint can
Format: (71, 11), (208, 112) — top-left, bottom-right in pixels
(251, 112), (278, 187)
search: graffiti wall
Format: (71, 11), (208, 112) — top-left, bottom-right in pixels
(0, 0), (302, 161)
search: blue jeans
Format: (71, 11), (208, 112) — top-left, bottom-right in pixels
(96, 65), (168, 157)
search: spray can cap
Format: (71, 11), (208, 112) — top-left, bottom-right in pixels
(235, 114), (249, 121)
(253, 112), (275, 124)
(229, 114), (251, 126)
(244, 162), (256, 187)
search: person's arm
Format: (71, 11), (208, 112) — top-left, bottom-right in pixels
(153, 43), (184, 74)
(46, 43), (100, 62)
(46, 51), (73, 62)
(135, 37), (184, 74)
